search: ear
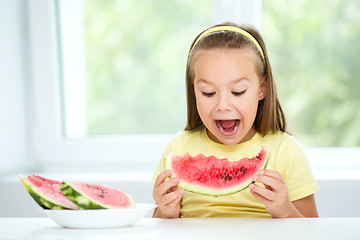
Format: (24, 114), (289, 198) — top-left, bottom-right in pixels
(258, 78), (267, 100)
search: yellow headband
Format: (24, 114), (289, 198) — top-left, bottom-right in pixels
(193, 26), (265, 62)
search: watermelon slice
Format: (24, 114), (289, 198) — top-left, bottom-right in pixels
(60, 182), (136, 209)
(164, 147), (269, 196)
(19, 175), (80, 210)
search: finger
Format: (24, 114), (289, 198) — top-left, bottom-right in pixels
(157, 177), (180, 197)
(250, 187), (271, 205)
(249, 183), (275, 201)
(162, 189), (185, 206)
(154, 170), (172, 188)
(253, 174), (281, 192)
(169, 185), (179, 193)
(258, 170), (285, 184)
(166, 189), (185, 207)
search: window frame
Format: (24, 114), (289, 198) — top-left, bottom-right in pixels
(27, 0), (360, 173)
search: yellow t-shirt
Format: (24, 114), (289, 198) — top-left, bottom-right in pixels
(152, 126), (319, 218)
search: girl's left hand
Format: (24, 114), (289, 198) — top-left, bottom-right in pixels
(249, 169), (301, 218)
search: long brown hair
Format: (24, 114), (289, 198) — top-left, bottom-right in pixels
(184, 22), (287, 136)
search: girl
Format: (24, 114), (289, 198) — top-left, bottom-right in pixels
(152, 22), (319, 218)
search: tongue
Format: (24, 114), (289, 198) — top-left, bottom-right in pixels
(220, 120), (237, 129)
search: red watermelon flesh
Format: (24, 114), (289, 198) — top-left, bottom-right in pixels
(60, 182), (136, 209)
(20, 175), (80, 209)
(164, 147), (269, 196)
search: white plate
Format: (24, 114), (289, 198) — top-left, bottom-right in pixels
(43, 203), (156, 229)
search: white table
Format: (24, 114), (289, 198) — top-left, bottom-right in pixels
(1, 217), (359, 240)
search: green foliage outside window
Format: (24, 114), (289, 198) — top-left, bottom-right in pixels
(264, 0), (360, 147)
(85, 0), (211, 134)
(84, 0), (360, 147)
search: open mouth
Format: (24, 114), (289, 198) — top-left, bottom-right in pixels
(215, 119), (240, 135)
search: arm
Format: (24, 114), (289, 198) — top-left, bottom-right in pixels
(249, 169), (318, 218)
(152, 170), (185, 218)
(292, 194), (318, 217)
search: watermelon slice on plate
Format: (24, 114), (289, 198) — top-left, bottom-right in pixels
(60, 181), (136, 209)
(19, 174), (80, 210)
(20, 175), (136, 210)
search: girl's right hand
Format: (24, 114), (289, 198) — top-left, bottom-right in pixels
(153, 170), (185, 218)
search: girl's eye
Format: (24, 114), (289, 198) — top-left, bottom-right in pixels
(202, 91), (215, 97)
(232, 90), (246, 96)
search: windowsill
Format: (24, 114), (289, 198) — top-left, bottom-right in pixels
(313, 170), (360, 180)
(2, 172), (153, 183)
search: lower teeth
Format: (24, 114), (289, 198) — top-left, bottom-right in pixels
(216, 121), (239, 132)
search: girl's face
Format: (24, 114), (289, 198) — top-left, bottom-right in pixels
(193, 48), (266, 145)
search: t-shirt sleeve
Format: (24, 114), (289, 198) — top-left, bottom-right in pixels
(279, 136), (319, 201)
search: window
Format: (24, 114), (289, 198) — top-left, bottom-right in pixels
(262, 0), (360, 173)
(28, 0), (261, 172)
(26, 0), (359, 174)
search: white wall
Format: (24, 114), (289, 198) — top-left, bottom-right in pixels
(0, 0), (31, 174)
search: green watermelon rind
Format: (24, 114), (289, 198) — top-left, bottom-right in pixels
(60, 182), (108, 209)
(164, 149), (270, 196)
(19, 175), (80, 210)
(60, 182), (136, 209)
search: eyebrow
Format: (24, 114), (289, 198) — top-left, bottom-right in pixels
(231, 77), (248, 83)
(195, 78), (211, 84)
(195, 77), (248, 84)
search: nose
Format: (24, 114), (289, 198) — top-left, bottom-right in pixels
(216, 93), (232, 112)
